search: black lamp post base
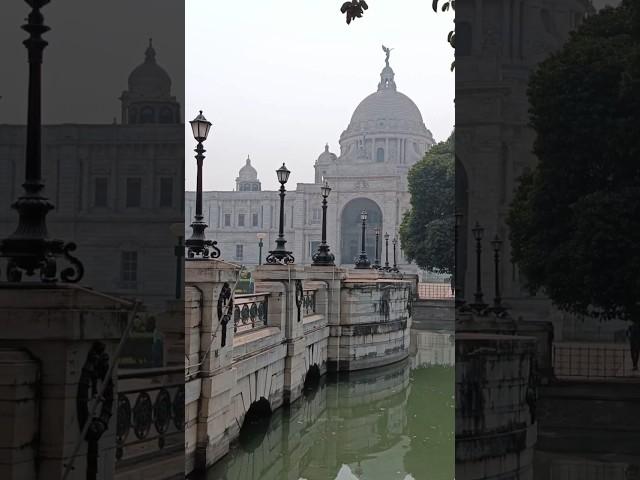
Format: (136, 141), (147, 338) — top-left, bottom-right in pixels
(312, 246), (335, 266)
(186, 218), (220, 259)
(354, 255), (371, 269)
(0, 237), (83, 283)
(266, 249), (295, 265)
(0, 193), (84, 283)
(469, 302), (489, 314)
(185, 239), (219, 259)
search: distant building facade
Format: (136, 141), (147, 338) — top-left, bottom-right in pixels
(0, 41), (184, 309)
(186, 53), (436, 269)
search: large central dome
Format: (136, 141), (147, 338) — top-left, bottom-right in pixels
(337, 53), (434, 164)
(349, 89), (425, 127)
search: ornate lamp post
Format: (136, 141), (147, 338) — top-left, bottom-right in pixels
(256, 232), (266, 265)
(392, 236), (399, 272)
(170, 223), (185, 300)
(266, 163), (295, 264)
(372, 227), (381, 269)
(312, 181), (335, 266)
(0, 0), (83, 283)
(454, 211), (464, 306)
(186, 111), (219, 259)
(491, 234), (503, 310)
(471, 222), (486, 308)
(383, 231), (390, 270)
(354, 210), (371, 269)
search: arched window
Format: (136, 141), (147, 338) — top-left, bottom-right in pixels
(376, 147), (385, 162)
(128, 108), (138, 124)
(159, 107), (173, 124)
(140, 107), (154, 123)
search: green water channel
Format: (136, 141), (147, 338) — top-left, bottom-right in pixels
(206, 329), (454, 480)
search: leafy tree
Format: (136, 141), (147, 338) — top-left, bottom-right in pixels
(339, 0), (368, 24)
(508, 0), (640, 321)
(400, 133), (454, 273)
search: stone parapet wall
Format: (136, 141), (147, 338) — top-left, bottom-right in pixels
(456, 332), (538, 480)
(0, 285), (132, 480)
(457, 312), (554, 382)
(329, 277), (413, 371)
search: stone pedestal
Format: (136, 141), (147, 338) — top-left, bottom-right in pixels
(0, 349), (39, 479)
(185, 259), (241, 473)
(456, 331), (538, 480)
(457, 311), (554, 383)
(155, 299), (184, 367)
(0, 285), (131, 480)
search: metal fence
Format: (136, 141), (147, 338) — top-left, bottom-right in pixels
(552, 342), (635, 379)
(234, 293), (269, 333)
(302, 289), (317, 317)
(116, 366), (184, 467)
(417, 282), (453, 300)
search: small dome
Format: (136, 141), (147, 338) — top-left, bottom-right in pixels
(316, 143), (337, 165)
(128, 39), (171, 97)
(238, 156), (258, 181)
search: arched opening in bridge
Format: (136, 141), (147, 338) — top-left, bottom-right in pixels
(238, 397), (272, 452)
(340, 198), (383, 265)
(303, 364), (321, 396)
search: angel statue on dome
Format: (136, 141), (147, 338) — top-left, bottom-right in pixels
(382, 45), (393, 67)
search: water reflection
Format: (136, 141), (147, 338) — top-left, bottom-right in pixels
(205, 329), (454, 480)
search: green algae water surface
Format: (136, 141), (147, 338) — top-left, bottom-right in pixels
(206, 329), (454, 480)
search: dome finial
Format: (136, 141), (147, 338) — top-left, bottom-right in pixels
(145, 38), (156, 63)
(246, 155), (251, 165)
(378, 46), (397, 92)
(325, 143), (329, 152)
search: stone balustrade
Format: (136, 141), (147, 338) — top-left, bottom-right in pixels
(233, 293), (269, 333)
(115, 366), (184, 480)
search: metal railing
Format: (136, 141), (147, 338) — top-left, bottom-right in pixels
(302, 289), (317, 317)
(233, 293), (269, 333)
(552, 342), (634, 379)
(417, 282), (453, 300)
(116, 366), (184, 466)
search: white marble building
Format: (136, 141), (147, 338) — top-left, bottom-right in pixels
(187, 54), (436, 269)
(0, 41), (184, 309)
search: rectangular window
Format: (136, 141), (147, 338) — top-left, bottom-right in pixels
(252, 213), (259, 227)
(235, 244), (243, 260)
(94, 178), (108, 207)
(159, 177), (173, 207)
(125, 178), (142, 208)
(312, 208), (321, 223)
(238, 214), (245, 227)
(120, 251), (138, 285)
(224, 213), (231, 227)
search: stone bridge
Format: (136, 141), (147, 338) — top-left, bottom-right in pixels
(184, 260), (416, 474)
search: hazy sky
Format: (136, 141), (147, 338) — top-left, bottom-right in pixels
(0, 1), (184, 126)
(186, 0), (455, 191)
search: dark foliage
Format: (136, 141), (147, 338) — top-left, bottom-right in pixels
(508, 0), (640, 320)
